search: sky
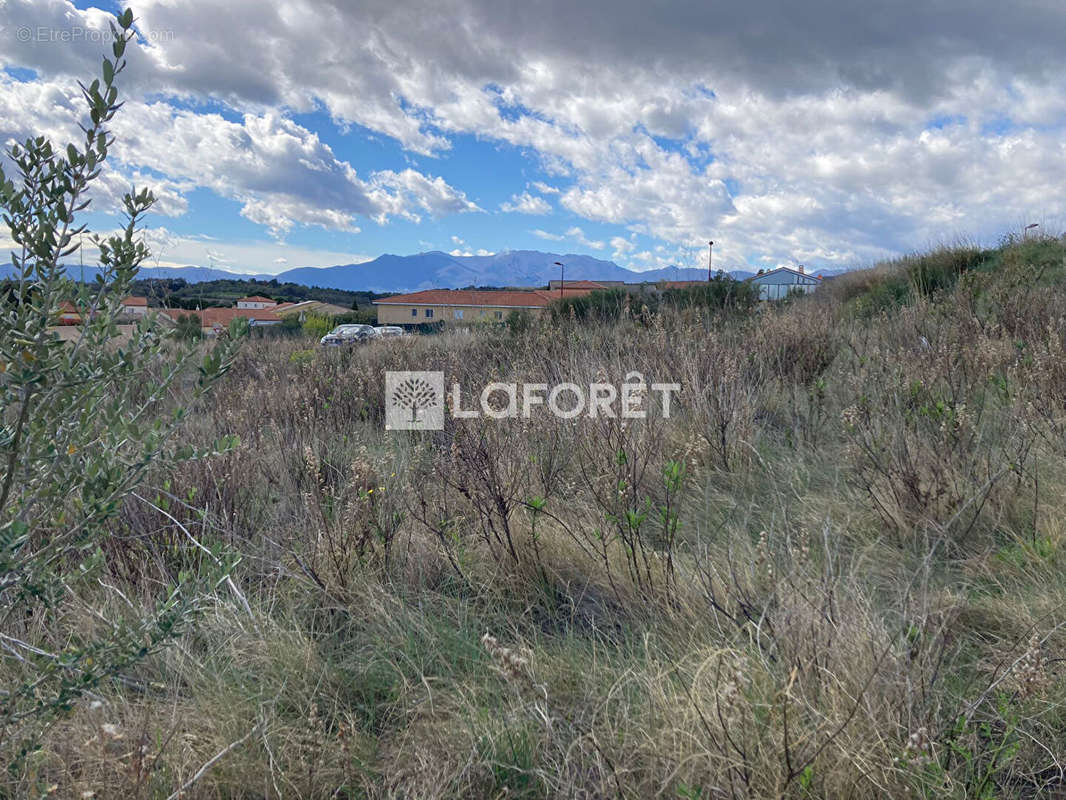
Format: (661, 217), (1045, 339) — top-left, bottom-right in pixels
(0, 0), (1064, 276)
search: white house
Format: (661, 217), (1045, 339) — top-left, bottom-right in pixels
(235, 295), (278, 310)
(120, 296), (148, 315)
(745, 266), (822, 301)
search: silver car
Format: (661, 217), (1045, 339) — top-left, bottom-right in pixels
(372, 325), (406, 338)
(320, 323), (375, 346)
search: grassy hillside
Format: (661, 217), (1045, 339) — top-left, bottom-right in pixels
(6, 235), (1066, 798)
(129, 277), (380, 311)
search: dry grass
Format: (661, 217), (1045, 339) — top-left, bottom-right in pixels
(5, 235), (1066, 798)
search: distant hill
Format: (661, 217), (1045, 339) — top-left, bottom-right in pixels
(0, 263), (271, 284)
(128, 277), (374, 311)
(1, 251), (841, 294)
(272, 250), (743, 292)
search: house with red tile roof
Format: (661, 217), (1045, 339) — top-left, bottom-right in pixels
(374, 287), (597, 325)
(159, 306), (282, 336)
(54, 296), (149, 325)
(235, 295), (278, 309)
(57, 301), (83, 324)
(121, 296), (149, 315)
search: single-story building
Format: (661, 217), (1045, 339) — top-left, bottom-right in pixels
(120, 296), (149, 315)
(745, 266), (822, 301)
(160, 307), (282, 336)
(236, 295), (278, 310)
(374, 287), (595, 325)
(55, 295), (149, 323)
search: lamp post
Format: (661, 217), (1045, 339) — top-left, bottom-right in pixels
(1025, 223), (1039, 239)
(554, 261), (564, 297)
(707, 241), (714, 282)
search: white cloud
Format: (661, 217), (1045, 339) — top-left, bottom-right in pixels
(27, 225), (372, 275)
(446, 240), (492, 257)
(0, 72), (477, 239)
(500, 191), (552, 215)
(4, 0), (1066, 271)
(609, 235), (636, 261)
(565, 226), (606, 250)
(532, 229), (564, 241)
(530, 181), (561, 195)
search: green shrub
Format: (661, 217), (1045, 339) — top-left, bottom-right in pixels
(0, 10), (241, 767)
(907, 245), (989, 297)
(302, 312), (334, 339)
(661, 275), (759, 311)
(289, 348), (316, 365)
(174, 312), (203, 340)
(550, 287), (631, 322)
(333, 309), (377, 326)
(853, 272), (911, 315)
(551, 276), (758, 323)
(506, 309), (533, 335)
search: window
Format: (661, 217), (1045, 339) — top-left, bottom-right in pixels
(494, 311), (503, 320)
(411, 308), (418, 317)
(425, 309), (433, 318)
(454, 309), (464, 319)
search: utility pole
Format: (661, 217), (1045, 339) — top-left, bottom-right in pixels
(707, 241), (714, 282)
(554, 261), (564, 297)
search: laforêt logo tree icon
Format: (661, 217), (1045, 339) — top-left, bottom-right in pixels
(391, 375), (439, 422)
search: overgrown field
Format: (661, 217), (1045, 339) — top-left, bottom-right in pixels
(6, 236), (1066, 798)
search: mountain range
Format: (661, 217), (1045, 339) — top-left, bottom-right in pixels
(1, 250), (765, 293)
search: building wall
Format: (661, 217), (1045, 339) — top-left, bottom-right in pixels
(755, 283), (818, 301)
(749, 270), (821, 301)
(376, 304), (546, 324)
(236, 300), (275, 309)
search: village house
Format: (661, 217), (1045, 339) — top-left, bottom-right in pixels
(368, 265), (829, 328)
(120, 296), (149, 315)
(57, 301), (83, 324)
(745, 266), (822, 300)
(374, 287), (596, 325)
(159, 306), (282, 336)
(56, 295), (149, 323)
(235, 295), (278, 310)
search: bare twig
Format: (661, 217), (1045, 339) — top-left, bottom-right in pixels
(132, 491), (258, 630)
(165, 722), (264, 800)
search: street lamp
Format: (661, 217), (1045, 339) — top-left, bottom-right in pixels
(707, 241), (714, 282)
(1025, 223), (1039, 239)
(554, 261), (564, 297)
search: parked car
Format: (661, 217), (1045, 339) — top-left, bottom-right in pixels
(372, 326), (407, 338)
(320, 324), (375, 346)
